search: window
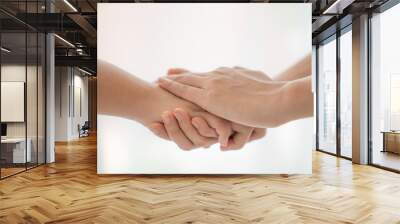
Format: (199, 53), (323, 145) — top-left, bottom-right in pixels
(370, 2), (400, 171)
(339, 29), (352, 158)
(318, 37), (337, 154)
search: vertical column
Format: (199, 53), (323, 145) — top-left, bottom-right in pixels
(46, 1), (55, 163)
(352, 14), (369, 164)
(336, 31), (341, 156)
(46, 33), (55, 163)
(88, 77), (97, 132)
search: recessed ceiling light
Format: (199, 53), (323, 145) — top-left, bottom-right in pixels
(54, 34), (75, 48)
(63, 0), (78, 12)
(78, 67), (93, 76)
(1, 47), (11, 53)
(322, 0), (353, 15)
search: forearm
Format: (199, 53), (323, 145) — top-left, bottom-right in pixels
(256, 77), (313, 127)
(98, 60), (160, 125)
(278, 76), (313, 124)
(273, 54), (311, 81)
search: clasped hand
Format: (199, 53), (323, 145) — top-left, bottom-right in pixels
(99, 57), (312, 151)
(150, 67), (282, 150)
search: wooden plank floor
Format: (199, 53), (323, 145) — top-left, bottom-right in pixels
(1, 135), (400, 224)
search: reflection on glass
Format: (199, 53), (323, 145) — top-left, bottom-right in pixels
(340, 30), (352, 158)
(390, 75), (400, 130)
(1, 32), (27, 177)
(371, 3), (400, 171)
(38, 33), (46, 165)
(0, 1), (46, 179)
(27, 32), (38, 169)
(318, 38), (337, 154)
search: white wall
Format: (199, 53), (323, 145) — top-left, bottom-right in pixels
(1, 65), (26, 133)
(55, 67), (70, 141)
(70, 73), (89, 138)
(55, 67), (89, 141)
(1, 65), (39, 138)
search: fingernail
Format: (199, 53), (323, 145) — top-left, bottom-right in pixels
(219, 137), (228, 147)
(173, 111), (182, 121)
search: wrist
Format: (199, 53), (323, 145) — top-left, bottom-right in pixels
(258, 81), (289, 127)
(137, 84), (166, 126)
(269, 78), (312, 127)
(139, 84), (200, 126)
(279, 77), (313, 122)
(125, 84), (157, 126)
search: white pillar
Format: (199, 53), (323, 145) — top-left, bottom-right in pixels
(352, 14), (369, 164)
(46, 32), (55, 163)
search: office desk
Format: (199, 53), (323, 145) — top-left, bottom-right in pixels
(1, 138), (31, 164)
(382, 131), (400, 154)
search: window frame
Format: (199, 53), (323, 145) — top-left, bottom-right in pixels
(315, 24), (353, 161)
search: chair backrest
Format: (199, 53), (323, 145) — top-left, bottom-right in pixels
(82, 121), (90, 129)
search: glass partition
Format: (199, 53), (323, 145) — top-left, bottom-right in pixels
(27, 31), (38, 169)
(317, 37), (337, 154)
(1, 31), (28, 178)
(0, 1), (46, 179)
(26, 0), (44, 169)
(339, 29), (352, 158)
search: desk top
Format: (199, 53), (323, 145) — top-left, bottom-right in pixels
(381, 131), (400, 134)
(1, 138), (28, 143)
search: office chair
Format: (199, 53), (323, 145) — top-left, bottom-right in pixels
(79, 121), (90, 138)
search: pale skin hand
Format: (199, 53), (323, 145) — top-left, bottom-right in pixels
(158, 67), (313, 128)
(151, 55), (311, 147)
(98, 60), (234, 150)
(150, 68), (267, 150)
